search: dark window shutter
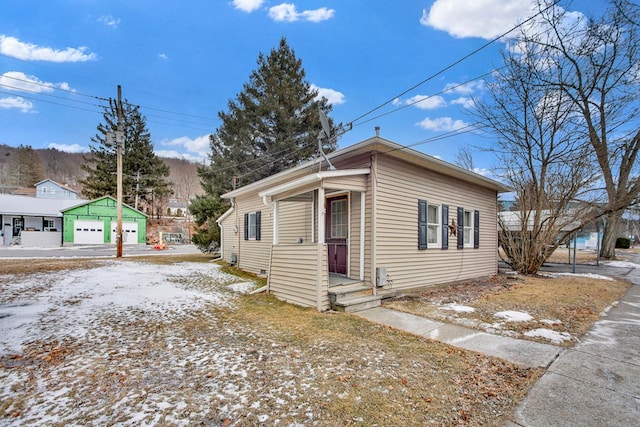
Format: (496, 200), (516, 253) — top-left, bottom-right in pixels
(457, 207), (464, 249)
(474, 210), (480, 249)
(441, 204), (449, 250)
(418, 199), (427, 250)
(255, 211), (261, 241)
(244, 213), (249, 241)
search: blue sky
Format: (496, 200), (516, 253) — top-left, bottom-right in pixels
(0, 0), (607, 175)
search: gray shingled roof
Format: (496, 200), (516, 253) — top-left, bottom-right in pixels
(0, 194), (87, 217)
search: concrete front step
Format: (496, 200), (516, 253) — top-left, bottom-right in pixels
(331, 295), (381, 313)
(328, 284), (371, 302)
(329, 281), (381, 312)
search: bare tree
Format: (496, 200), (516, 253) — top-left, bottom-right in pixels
(474, 31), (598, 274)
(518, 0), (640, 259)
(455, 145), (475, 171)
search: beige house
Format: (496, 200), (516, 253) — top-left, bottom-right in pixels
(218, 136), (509, 312)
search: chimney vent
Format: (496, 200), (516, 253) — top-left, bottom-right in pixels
(375, 126), (380, 137)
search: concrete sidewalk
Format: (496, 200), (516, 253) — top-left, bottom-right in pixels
(357, 255), (640, 426)
(356, 307), (561, 368)
(507, 262), (640, 427)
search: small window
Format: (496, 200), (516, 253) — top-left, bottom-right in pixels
(427, 204), (440, 246)
(244, 211), (261, 241)
(331, 199), (348, 238)
(464, 210), (473, 247)
(418, 199), (440, 249)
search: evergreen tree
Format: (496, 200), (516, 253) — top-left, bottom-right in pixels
(200, 37), (337, 194)
(81, 99), (172, 209)
(193, 37), (338, 248)
(12, 145), (44, 187)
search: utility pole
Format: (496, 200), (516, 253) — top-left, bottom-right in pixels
(135, 170), (140, 211)
(116, 85), (124, 258)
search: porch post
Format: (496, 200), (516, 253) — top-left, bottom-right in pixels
(360, 191), (365, 281)
(318, 187), (325, 244)
(311, 192), (315, 243)
(272, 201), (279, 245)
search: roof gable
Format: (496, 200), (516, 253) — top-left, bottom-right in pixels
(35, 178), (78, 194)
(222, 136), (509, 198)
(61, 195), (148, 218)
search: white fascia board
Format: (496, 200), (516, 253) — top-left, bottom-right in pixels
(258, 168), (370, 200)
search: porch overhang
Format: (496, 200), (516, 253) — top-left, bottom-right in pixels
(258, 168), (370, 205)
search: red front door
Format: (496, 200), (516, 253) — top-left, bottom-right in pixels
(326, 195), (348, 275)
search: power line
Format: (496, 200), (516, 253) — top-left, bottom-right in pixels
(0, 89), (105, 114)
(0, 72), (108, 101)
(0, 82), (107, 110)
(353, 67), (503, 128)
(348, 0), (563, 126)
(1, 71), (215, 129)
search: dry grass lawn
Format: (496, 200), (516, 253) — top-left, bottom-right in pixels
(0, 256), (543, 426)
(386, 273), (629, 347)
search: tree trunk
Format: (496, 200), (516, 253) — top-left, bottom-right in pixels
(600, 212), (622, 259)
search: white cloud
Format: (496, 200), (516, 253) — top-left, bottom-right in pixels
(233, 0), (264, 13)
(98, 15), (121, 27)
(0, 35), (97, 62)
(443, 80), (484, 95)
(158, 53), (168, 60)
(417, 116), (468, 131)
(421, 0), (534, 39)
(269, 3), (334, 22)
(394, 95), (446, 110)
(311, 84), (345, 105)
(0, 71), (72, 94)
(160, 134), (211, 161)
(47, 143), (86, 153)
(301, 7), (335, 23)
(451, 96), (475, 109)
(0, 96), (34, 113)
(472, 167), (492, 177)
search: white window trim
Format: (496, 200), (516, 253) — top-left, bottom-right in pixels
(427, 203), (441, 248)
(248, 211), (258, 240)
(463, 210), (474, 248)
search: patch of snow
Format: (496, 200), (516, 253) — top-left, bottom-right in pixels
(0, 261), (241, 354)
(541, 319), (562, 325)
(228, 281), (255, 294)
(539, 272), (614, 281)
(494, 311), (533, 322)
(604, 260), (640, 269)
(439, 304), (475, 313)
(524, 328), (573, 344)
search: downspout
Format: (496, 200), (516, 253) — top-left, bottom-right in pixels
(371, 152), (378, 296)
(317, 186), (326, 311)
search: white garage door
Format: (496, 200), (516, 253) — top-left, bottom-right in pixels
(73, 220), (105, 245)
(110, 222), (139, 245)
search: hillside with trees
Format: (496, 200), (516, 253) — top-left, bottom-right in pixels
(0, 144), (203, 209)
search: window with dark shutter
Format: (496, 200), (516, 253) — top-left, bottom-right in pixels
(441, 204), (449, 249)
(418, 199), (427, 250)
(474, 210), (480, 249)
(244, 213), (249, 240)
(244, 211), (262, 241)
(457, 207), (464, 249)
(255, 211), (261, 241)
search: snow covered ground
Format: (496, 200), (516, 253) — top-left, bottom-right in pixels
(0, 261), (268, 426)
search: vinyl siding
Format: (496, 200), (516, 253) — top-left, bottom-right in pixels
(219, 208), (238, 263)
(235, 193), (272, 275)
(268, 244), (330, 310)
(278, 198), (314, 244)
(374, 155), (498, 292)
